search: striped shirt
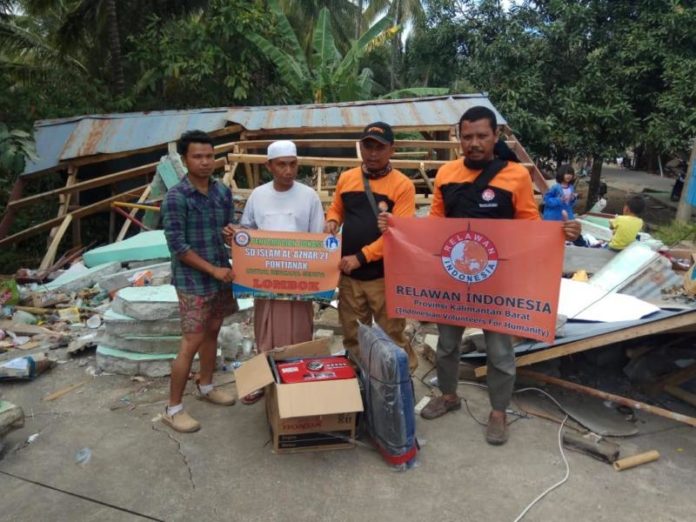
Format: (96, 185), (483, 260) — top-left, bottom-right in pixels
(162, 176), (235, 295)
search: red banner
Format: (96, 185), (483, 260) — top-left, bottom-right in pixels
(383, 216), (564, 343)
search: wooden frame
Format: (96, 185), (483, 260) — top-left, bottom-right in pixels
(474, 311), (696, 378)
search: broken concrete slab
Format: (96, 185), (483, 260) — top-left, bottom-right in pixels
(97, 261), (172, 294)
(83, 230), (170, 268)
(96, 332), (181, 354)
(104, 309), (181, 337)
(41, 262), (122, 293)
(95, 345), (211, 377)
(0, 400), (25, 437)
(314, 306), (342, 334)
(111, 285), (179, 321)
(127, 259), (170, 269)
(563, 245), (616, 275)
(96, 345), (177, 377)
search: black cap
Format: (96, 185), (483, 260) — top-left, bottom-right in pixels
(360, 121), (394, 144)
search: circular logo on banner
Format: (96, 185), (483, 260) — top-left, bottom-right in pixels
(323, 236), (340, 251)
(441, 231), (499, 283)
(482, 188), (496, 202)
(234, 231), (251, 247)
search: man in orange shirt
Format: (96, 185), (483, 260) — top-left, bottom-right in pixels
(325, 122), (418, 370)
(380, 107), (579, 444)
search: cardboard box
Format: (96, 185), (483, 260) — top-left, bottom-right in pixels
(235, 338), (363, 454)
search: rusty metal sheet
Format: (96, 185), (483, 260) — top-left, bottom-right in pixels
(60, 108), (229, 160)
(24, 95), (505, 175)
(225, 94), (506, 132)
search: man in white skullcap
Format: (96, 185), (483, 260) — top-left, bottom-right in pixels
(239, 140), (325, 404)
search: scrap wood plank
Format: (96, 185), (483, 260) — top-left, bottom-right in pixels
(475, 311), (696, 378)
(657, 363), (696, 388)
(664, 385), (696, 408)
(115, 185), (152, 242)
(0, 321), (54, 336)
(43, 380), (89, 401)
(38, 214), (74, 272)
(42, 167), (78, 270)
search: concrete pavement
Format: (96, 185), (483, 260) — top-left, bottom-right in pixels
(1, 347), (695, 522)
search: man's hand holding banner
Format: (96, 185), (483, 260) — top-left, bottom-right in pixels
(231, 229), (341, 302)
(383, 216), (564, 343)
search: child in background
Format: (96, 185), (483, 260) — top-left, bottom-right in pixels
(608, 195), (645, 251)
(543, 164), (578, 221)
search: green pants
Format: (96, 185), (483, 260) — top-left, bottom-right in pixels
(436, 324), (515, 411)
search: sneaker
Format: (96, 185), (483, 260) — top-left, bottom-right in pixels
(198, 387), (236, 406)
(161, 409), (201, 433)
(420, 395), (461, 420)
(485, 411), (509, 445)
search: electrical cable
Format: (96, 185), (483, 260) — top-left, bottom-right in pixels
(457, 380), (574, 522)
(512, 414), (570, 522)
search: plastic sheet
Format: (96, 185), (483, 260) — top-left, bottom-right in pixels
(357, 323), (418, 470)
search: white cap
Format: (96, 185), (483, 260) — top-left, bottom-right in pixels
(267, 140), (297, 160)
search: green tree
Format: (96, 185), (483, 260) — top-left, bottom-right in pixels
(278, 0), (361, 54)
(248, 1), (399, 103)
(0, 122), (36, 177)
(127, 0), (282, 108)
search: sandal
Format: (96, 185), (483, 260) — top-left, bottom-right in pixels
(241, 389), (265, 405)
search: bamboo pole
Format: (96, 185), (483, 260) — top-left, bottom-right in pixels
(517, 369), (696, 428)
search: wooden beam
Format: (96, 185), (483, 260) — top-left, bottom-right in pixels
(42, 167), (78, 268)
(39, 214), (74, 272)
(664, 385), (696, 408)
(217, 138), (462, 153)
(227, 153), (449, 170)
(222, 154), (239, 190)
(0, 185), (149, 247)
(474, 311), (696, 378)
(417, 162), (434, 194)
(8, 162), (157, 210)
(115, 185), (152, 242)
(0, 177), (26, 239)
(656, 363), (696, 388)
(8, 157), (225, 211)
(518, 369), (696, 428)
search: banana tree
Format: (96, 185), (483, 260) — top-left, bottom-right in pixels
(248, 0), (397, 103)
(0, 123), (37, 177)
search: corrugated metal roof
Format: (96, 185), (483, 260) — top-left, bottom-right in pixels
(23, 95), (504, 175)
(61, 108), (230, 160)
(225, 94), (505, 132)
(24, 119), (80, 175)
